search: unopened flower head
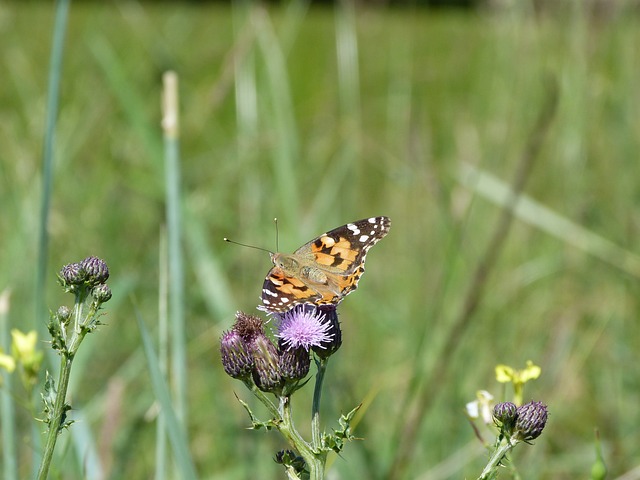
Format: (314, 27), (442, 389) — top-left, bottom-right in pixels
(275, 305), (334, 352)
(279, 346), (311, 382)
(56, 306), (71, 324)
(311, 305), (341, 359)
(514, 401), (548, 441)
(60, 262), (86, 286)
(493, 401), (518, 433)
(81, 256), (110, 287)
(91, 284), (112, 304)
(251, 334), (282, 393)
(220, 329), (253, 379)
(274, 449), (306, 472)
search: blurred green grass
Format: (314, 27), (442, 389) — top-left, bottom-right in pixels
(1, 1), (640, 479)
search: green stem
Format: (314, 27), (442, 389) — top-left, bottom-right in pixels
(279, 395), (324, 480)
(37, 289), (97, 480)
(477, 438), (518, 480)
(36, 355), (73, 480)
(311, 357), (328, 450)
(243, 379), (280, 419)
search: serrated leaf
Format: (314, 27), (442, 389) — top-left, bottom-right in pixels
(320, 404), (362, 454)
(236, 394), (280, 431)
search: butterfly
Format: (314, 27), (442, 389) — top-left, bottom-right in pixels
(258, 216), (391, 313)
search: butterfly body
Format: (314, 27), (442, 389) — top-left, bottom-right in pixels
(259, 216), (391, 313)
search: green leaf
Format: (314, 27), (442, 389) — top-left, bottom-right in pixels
(236, 395), (280, 431)
(321, 404), (361, 454)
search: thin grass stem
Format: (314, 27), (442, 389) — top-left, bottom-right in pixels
(136, 311), (197, 480)
(155, 229), (169, 480)
(162, 71), (187, 427)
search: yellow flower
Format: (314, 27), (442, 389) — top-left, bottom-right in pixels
(0, 350), (15, 373)
(11, 329), (38, 361)
(11, 329), (43, 386)
(495, 361), (541, 405)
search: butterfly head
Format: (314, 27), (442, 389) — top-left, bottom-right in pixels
(271, 252), (299, 274)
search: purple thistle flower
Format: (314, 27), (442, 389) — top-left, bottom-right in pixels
(275, 305), (334, 352)
(233, 311), (265, 342)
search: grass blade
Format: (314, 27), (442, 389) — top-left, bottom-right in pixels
(34, 0), (70, 475)
(458, 162), (640, 278)
(162, 71), (187, 427)
(136, 311), (197, 480)
(156, 229), (169, 480)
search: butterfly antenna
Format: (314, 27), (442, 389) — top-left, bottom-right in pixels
(274, 217), (279, 252)
(223, 237), (272, 254)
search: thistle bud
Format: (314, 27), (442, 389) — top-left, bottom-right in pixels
(311, 305), (341, 359)
(92, 284), (112, 304)
(279, 346), (310, 382)
(493, 401), (517, 433)
(514, 401), (548, 441)
(81, 256), (110, 287)
(220, 329), (253, 379)
(60, 262), (86, 286)
(251, 334), (282, 393)
(56, 306), (72, 324)
(274, 449), (306, 472)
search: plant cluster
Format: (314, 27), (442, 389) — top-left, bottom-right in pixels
(220, 305), (353, 480)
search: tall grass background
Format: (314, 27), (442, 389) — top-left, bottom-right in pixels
(1, 1), (639, 478)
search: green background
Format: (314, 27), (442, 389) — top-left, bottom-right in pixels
(1, 1), (639, 478)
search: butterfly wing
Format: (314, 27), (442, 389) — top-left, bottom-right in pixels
(295, 216), (391, 274)
(259, 216), (391, 313)
(259, 266), (327, 313)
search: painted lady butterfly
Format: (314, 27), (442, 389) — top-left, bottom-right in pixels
(258, 216), (391, 313)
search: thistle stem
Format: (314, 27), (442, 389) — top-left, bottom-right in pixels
(477, 438), (518, 480)
(37, 288), (96, 480)
(279, 395), (324, 480)
(36, 355), (73, 480)
(244, 379), (280, 419)
(311, 357), (328, 451)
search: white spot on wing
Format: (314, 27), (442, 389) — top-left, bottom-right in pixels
(359, 234), (369, 242)
(347, 223), (361, 235)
